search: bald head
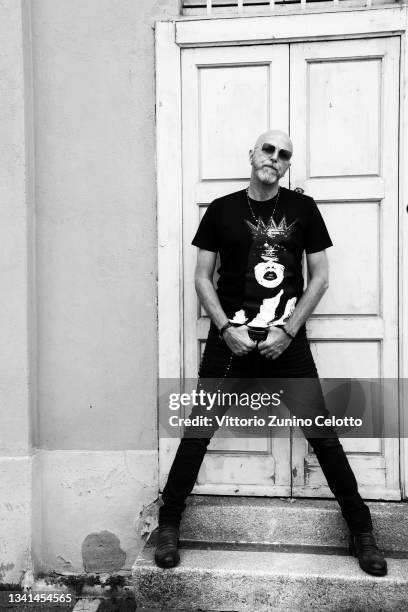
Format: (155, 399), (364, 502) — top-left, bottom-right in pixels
(254, 130), (293, 153)
(249, 129), (292, 189)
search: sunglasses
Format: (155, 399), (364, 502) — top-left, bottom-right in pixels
(261, 143), (292, 162)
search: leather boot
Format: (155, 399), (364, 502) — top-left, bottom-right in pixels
(349, 531), (387, 576)
(154, 524), (180, 568)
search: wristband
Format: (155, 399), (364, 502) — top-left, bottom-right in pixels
(282, 326), (295, 340)
(219, 321), (233, 340)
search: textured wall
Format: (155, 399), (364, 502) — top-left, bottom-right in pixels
(29, 0), (180, 572)
(0, 0), (34, 584)
(0, 0), (33, 457)
(32, 0), (179, 452)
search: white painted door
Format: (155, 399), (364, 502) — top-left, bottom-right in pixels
(181, 44), (292, 495)
(166, 36), (400, 499)
(290, 37), (400, 500)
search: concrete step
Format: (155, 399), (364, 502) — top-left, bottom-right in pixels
(181, 496), (408, 554)
(132, 543), (408, 612)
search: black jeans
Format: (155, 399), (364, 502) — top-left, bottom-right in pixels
(159, 324), (373, 535)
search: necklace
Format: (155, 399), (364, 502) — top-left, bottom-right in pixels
(245, 187), (281, 225)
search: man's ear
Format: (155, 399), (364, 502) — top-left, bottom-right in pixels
(249, 149), (254, 164)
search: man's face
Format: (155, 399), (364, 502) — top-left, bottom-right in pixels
(250, 132), (292, 185)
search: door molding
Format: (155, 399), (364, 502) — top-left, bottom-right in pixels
(175, 6), (406, 47)
(156, 22), (184, 488)
(155, 8), (408, 497)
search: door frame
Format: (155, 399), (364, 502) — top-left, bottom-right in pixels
(156, 6), (408, 498)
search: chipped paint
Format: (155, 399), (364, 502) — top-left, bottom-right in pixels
(304, 462), (313, 483)
(138, 499), (159, 540)
(37, 451), (158, 572)
(0, 563), (15, 581)
(21, 569), (35, 591)
(0, 457), (32, 583)
(82, 532), (126, 574)
(57, 556), (73, 571)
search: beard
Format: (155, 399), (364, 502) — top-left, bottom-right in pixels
(254, 165), (278, 185)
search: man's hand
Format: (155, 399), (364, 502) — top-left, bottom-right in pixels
(258, 326), (292, 359)
(222, 325), (257, 356)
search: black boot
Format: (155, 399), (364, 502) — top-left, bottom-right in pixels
(154, 524), (180, 568)
(349, 531), (387, 576)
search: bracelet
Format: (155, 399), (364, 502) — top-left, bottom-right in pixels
(219, 321), (233, 340)
(282, 326), (295, 340)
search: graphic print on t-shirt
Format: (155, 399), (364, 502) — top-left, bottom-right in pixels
(230, 213), (298, 328)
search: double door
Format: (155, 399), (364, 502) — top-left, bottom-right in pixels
(174, 36), (400, 499)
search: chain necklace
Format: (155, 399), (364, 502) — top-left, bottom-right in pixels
(245, 186), (281, 225)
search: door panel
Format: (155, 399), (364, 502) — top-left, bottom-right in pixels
(308, 58), (381, 177)
(199, 64), (271, 179)
(181, 44), (291, 495)
(315, 202), (380, 316)
(290, 37), (400, 500)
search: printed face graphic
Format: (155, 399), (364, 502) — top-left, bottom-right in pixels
(254, 258), (284, 288)
(229, 211), (298, 327)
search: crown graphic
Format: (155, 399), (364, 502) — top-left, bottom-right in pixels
(245, 215), (296, 240)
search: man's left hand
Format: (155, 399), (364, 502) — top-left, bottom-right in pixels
(258, 327), (292, 359)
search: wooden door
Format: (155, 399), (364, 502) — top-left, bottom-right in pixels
(161, 35), (400, 500)
(290, 37), (400, 500)
(181, 44), (292, 495)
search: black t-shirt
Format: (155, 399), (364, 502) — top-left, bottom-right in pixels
(192, 187), (332, 336)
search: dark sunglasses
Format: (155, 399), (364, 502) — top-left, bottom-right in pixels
(261, 143), (292, 162)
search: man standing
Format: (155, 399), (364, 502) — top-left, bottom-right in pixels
(155, 130), (387, 577)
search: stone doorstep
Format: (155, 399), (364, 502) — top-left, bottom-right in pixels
(180, 496), (408, 553)
(132, 546), (408, 612)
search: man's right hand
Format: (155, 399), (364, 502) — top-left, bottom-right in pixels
(222, 325), (257, 356)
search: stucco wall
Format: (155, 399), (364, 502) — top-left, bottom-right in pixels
(33, 0), (180, 452)
(29, 0), (180, 573)
(0, 0), (34, 584)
